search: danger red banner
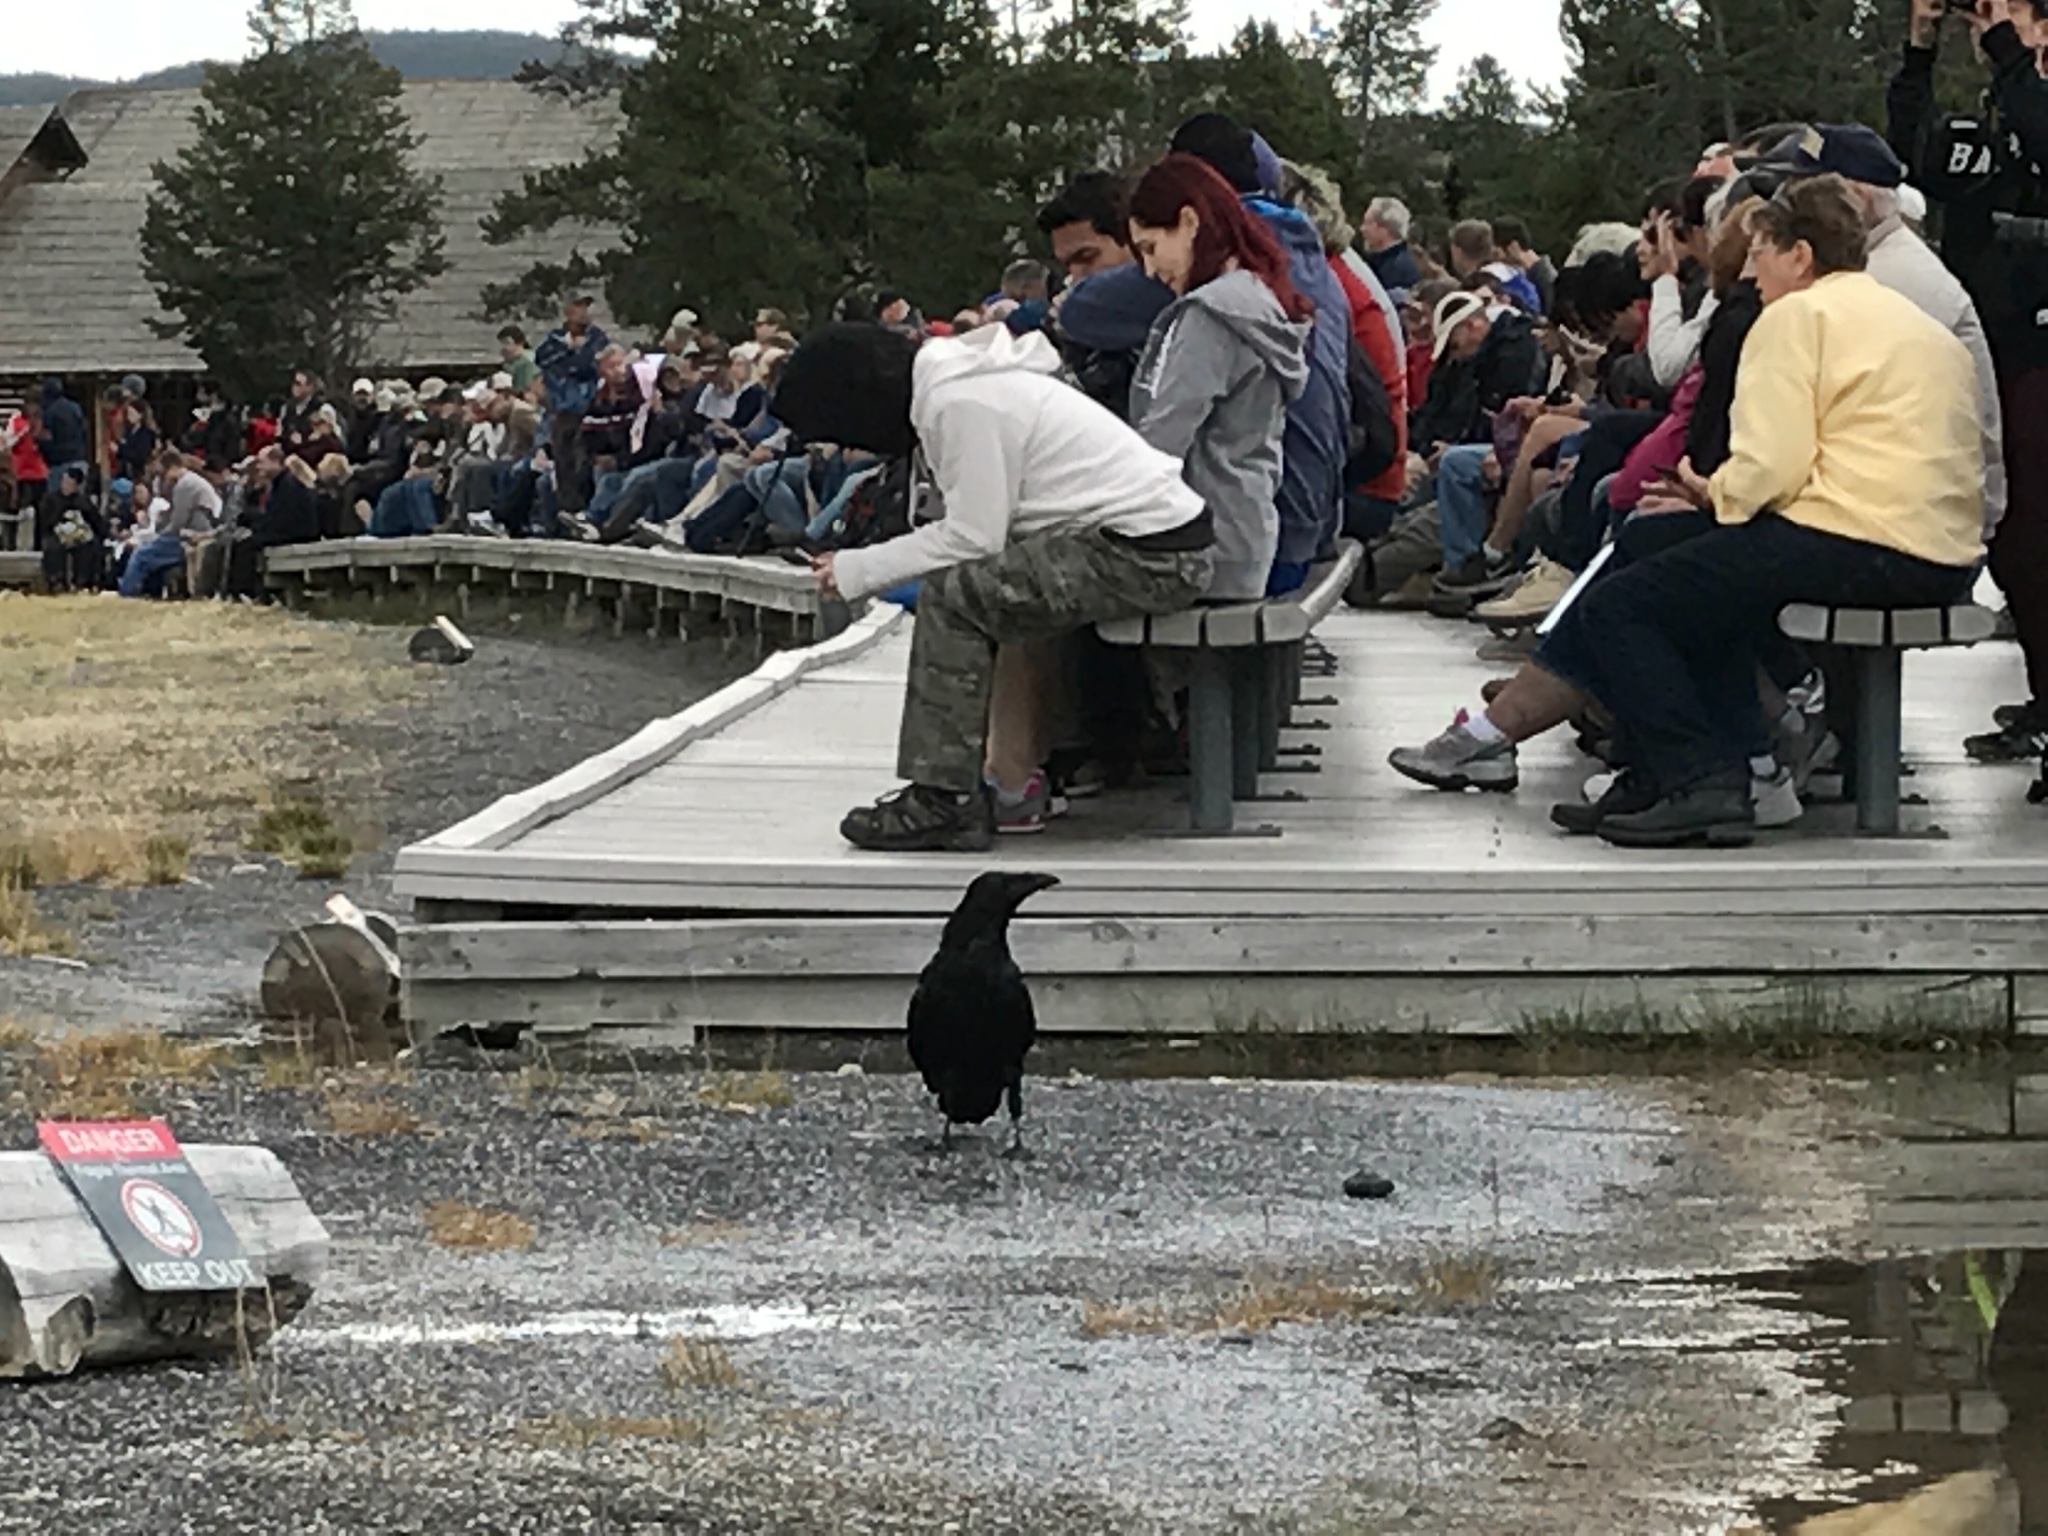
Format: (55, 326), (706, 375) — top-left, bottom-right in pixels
(38, 1119), (181, 1162)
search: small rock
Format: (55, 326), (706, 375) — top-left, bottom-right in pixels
(1654, 1150), (1678, 1167)
(1216, 1330), (1256, 1347)
(834, 1062), (865, 1077)
(1343, 1171), (1395, 1200)
(1055, 1360), (1088, 1373)
(1479, 1416), (1528, 1443)
(230, 862), (267, 876)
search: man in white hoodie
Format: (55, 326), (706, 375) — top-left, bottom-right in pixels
(776, 322), (1216, 851)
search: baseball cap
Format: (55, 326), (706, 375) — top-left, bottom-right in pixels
(489, 371), (514, 391)
(1431, 291), (1489, 360)
(462, 380), (492, 403)
(1758, 123), (1904, 189)
(351, 376), (374, 395)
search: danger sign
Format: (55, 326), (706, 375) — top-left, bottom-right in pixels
(38, 1119), (259, 1292)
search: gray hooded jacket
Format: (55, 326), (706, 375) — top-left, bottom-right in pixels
(1129, 269), (1309, 600)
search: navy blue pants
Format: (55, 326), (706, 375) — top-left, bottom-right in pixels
(1537, 516), (1973, 792)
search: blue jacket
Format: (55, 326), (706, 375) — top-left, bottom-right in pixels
(535, 323), (610, 419)
(1364, 241), (1424, 296)
(1053, 261), (1174, 421)
(37, 379), (87, 467)
(1246, 197), (1351, 566)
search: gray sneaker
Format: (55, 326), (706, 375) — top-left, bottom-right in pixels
(1388, 711), (1519, 793)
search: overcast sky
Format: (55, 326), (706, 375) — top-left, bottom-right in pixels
(18, 0), (1572, 100)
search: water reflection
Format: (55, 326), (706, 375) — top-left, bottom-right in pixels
(1740, 1065), (2048, 1534)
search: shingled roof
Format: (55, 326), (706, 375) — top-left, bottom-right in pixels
(0, 79), (622, 378)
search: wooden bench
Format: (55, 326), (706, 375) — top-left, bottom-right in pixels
(0, 550), (40, 589)
(1099, 542), (1363, 834)
(1778, 601), (1997, 835)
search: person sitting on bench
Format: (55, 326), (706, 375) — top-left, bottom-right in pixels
(775, 322), (1216, 853)
(1395, 175), (1985, 848)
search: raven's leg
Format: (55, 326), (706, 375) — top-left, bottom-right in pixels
(1001, 1080), (1028, 1159)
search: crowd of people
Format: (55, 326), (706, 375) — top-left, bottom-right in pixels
(10, 0), (2041, 860)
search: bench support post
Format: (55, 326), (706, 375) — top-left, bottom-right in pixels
(1187, 646), (1235, 832)
(1852, 647), (1903, 835)
(1231, 650), (1263, 799)
(1258, 646), (1288, 771)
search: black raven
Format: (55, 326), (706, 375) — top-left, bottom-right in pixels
(907, 870), (1059, 1153)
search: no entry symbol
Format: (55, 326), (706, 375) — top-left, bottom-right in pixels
(119, 1178), (203, 1258)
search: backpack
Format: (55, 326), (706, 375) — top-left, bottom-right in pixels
(826, 456), (915, 550)
(1344, 334), (1399, 485)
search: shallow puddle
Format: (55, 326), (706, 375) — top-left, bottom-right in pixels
(1718, 1062), (2048, 1533)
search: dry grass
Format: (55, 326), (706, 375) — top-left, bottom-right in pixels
(422, 1200), (535, 1252)
(0, 877), (77, 958)
(141, 834), (190, 886)
(661, 1336), (741, 1392)
(1081, 1273), (1395, 1339)
(8, 1028), (220, 1118)
(1076, 1264), (1496, 1340)
(659, 1220), (751, 1247)
(697, 1070), (795, 1112)
(324, 1092), (426, 1137)
(0, 595), (410, 885)
(1411, 1251), (1504, 1310)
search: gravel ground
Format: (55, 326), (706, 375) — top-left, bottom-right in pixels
(0, 1055), (1984, 1534)
(0, 619), (749, 1032)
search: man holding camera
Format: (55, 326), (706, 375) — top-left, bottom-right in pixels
(1889, 0), (2048, 761)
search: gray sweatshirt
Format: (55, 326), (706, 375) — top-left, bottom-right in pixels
(161, 472), (221, 538)
(1129, 269), (1309, 600)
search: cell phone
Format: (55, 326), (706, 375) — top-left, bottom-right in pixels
(1941, 0), (1978, 14)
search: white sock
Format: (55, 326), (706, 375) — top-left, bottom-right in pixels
(1749, 754), (1778, 779)
(1483, 543), (1511, 566)
(1465, 712), (1507, 745)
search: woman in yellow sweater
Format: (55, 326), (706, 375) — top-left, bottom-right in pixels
(1541, 173), (1984, 847)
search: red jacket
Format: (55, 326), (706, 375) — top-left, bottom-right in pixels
(1328, 254), (1408, 503)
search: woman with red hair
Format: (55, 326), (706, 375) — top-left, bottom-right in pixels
(1127, 154), (1310, 600)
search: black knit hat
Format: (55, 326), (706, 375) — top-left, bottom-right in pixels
(772, 323), (919, 456)
(1170, 112), (1261, 195)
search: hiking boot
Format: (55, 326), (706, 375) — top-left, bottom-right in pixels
(1388, 711), (1518, 793)
(1341, 547), (1379, 609)
(1376, 570), (1438, 610)
(1596, 770), (1755, 849)
(1751, 764), (1802, 828)
(1550, 768), (1656, 835)
(1477, 630), (1539, 664)
(1475, 557), (1575, 627)
(990, 771), (1054, 835)
(1434, 549), (1520, 595)
(1964, 707), (2048, 763)
(840, 783), (995, 852)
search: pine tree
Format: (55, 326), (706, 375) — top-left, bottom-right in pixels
(1331, 0), (1437, 123)
(1204, 21), (1360, 183)
(140, 0), (445, 401)
(488, 0), (854, 333)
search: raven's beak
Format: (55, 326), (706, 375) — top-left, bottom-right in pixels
(1018, 872), (1061, 895)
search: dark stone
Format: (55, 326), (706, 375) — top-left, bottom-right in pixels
(1343, 1171), (1395, 1200)
(1479, 1416), (1528, 1443)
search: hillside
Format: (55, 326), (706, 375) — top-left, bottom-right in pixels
(0, 30), (568, 107)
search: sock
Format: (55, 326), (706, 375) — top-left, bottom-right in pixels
(1482, 543), (1511, 568)
(1464, 711), (1507, 746)
(984, 772), (1034, 807)
(1748, 753), (1778, 779)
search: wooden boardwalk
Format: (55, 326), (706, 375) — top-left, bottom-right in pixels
(262, 535), (843, 645)
(393, 602), (2048, 1044)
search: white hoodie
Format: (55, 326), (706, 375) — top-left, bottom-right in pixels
(829, 326), (1205, 603)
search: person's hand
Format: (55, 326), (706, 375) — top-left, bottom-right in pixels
(1403, 452), (1430, 496)
(1508, 395), (1544, 424)
(1908, 0), (1943, 47)
(1634, 493), (1694, 514)
(1642, 212), (1681, 280)
(748, 444), (774, 465)
(1480, 451), (1502, 488)
(811, 551), (839, 596)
